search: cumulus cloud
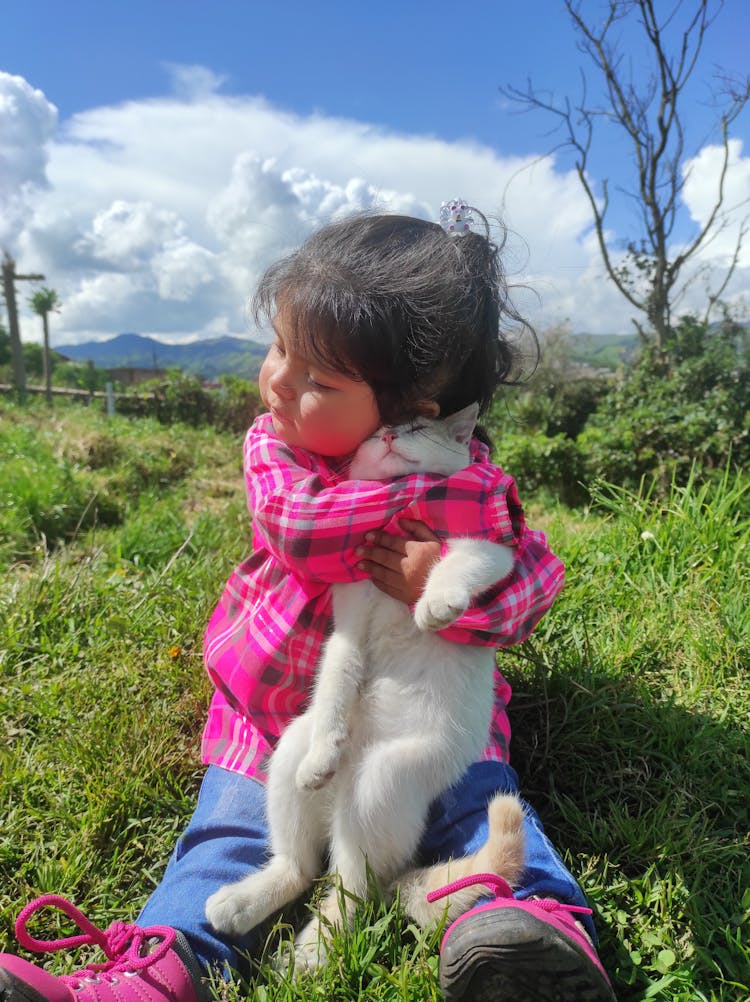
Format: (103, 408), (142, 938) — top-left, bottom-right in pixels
(0, 73), (57, 242)
(2, 66), (748, 345)
(206, 154), (429, 304)
(682, 139), (750, 266)
(152, 237), (221, 301)
(75, 200), (186, 269)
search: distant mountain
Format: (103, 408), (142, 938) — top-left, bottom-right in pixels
(56, 333), (268, 380)
(56, 330), (639, 383)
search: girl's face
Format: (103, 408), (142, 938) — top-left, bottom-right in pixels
(259, 307), (381, 457)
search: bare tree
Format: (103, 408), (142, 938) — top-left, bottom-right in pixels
(503, 0), (750, 356)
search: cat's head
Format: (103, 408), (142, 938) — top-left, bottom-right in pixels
(348, 402), (480, 480)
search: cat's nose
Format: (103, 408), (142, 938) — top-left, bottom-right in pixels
(382, 430), (397, 447)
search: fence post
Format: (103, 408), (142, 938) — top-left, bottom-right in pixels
(105, 382), (115, 417)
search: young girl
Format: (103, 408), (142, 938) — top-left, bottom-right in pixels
(0, 209), (616, 1002)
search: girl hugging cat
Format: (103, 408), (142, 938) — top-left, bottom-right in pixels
(0, 209), (616, 1002)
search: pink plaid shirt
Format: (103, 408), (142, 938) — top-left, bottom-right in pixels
(201, 413), (565, 780)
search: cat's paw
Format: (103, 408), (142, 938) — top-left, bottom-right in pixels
(295, 751), (336, 791)
(205, 883), (260, 937)
(290, 917), (329, 972)
(414, 587), (470, 631)
(295, 736), (344, 791)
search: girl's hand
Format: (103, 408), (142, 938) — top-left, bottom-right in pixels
(356, 518), (441, 605)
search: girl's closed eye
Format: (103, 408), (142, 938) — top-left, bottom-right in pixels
(306, 372), (334, 391)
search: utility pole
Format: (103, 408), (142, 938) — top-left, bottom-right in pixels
(1, 252), (45, 398)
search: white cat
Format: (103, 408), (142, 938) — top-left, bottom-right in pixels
(206, 404), (524, 969)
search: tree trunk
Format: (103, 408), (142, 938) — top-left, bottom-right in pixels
(42, 313), (52, 404)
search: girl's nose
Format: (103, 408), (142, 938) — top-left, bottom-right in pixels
(269, 365), (295, 400)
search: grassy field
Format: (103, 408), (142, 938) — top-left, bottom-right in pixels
(1, 397), (748, 1001)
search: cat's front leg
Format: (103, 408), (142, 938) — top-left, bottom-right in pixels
(296, 585), (370, 791)
(414, 539), (515, 632)
(295, 633), (355, 790)
(295, 726), (348, 791)
(413, 556), (473, 631)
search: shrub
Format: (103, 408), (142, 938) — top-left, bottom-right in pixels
(113, 372), (263, 434)
(494, 432), (588, 507)
(579, 315), (749, 490)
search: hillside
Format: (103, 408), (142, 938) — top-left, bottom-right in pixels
(569, 332), (638, 370)
(56, 331), (640, 381)
(56, 333), (268, 380)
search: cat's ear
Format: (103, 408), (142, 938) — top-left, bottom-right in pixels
(444, 403), (480, 445)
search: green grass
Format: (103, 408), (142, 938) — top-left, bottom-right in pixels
(1, 397), (748, 1001)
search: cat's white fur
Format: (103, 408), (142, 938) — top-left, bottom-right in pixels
(206, 404), (525, 969)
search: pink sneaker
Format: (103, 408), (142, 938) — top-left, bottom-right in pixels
(428, 873), (617, 1002)
(0, 895), (207, 1002)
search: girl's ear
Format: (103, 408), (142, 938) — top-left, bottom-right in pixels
(415, 399), (441, 417)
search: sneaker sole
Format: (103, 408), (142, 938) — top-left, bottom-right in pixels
(440, 907), (617, 1002)
(0, 968), (49, 1002)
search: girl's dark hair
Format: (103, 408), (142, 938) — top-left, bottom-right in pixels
(253, 212), (536, 425)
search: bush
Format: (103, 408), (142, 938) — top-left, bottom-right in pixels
(494, 432), (588, 506)
(579, 315), (749, 490)
(497, 375), (611, 440)
(53, 360), (110, 392)
(114, 372), (263, 434)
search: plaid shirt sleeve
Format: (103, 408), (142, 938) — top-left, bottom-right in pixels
(244, 415), (444, 583)
(375, 439), (566, 648)
(434, 527), (565, 648)
(246, 414), (564, 645)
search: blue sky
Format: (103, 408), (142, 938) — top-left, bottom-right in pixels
(2, 0), (749, 342)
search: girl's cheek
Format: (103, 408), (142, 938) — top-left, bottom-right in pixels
(298, 393), (323, 422)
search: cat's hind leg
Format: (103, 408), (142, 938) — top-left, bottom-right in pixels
(292, 736), (445, 966)
(206, 715), (328, 937)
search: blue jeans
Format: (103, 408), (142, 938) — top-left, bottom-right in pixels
(138, 761), (595, 975)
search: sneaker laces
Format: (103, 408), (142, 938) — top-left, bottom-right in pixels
(426, 872), (592, 919)
(15, 894), (177, 988)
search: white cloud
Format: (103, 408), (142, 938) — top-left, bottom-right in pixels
(164, 64), (227, 101)
(671, 139), (750, 316)
(152, 237), (221, 301)
(0, 73), (57, 242)
(76, 200), (186, 268)
(2, 67), (748, 346)
(682, 139), (750, 237)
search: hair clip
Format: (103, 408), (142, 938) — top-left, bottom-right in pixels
(439, 198), (474, 235)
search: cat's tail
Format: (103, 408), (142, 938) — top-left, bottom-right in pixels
(393, 792), (526, 928)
